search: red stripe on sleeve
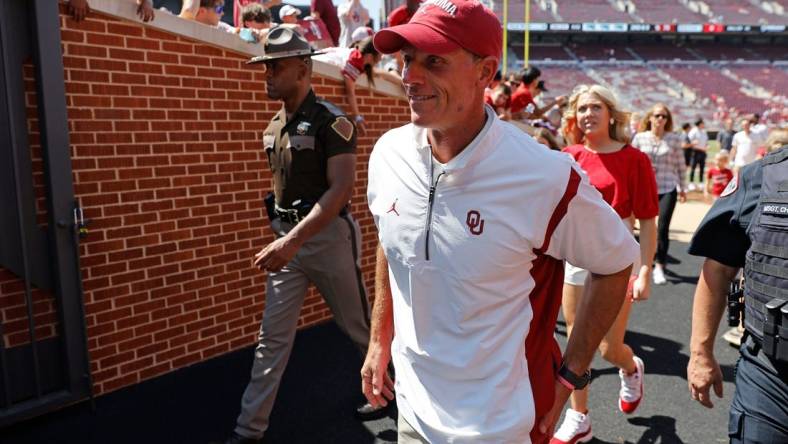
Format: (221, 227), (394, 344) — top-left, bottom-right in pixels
(527, 167), (581, 444)
(535, 167), (581, 255)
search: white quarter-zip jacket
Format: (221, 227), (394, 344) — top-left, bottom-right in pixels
(367, 107), (639, 443)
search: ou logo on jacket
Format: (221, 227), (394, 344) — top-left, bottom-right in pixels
(466, 210), (484, 236)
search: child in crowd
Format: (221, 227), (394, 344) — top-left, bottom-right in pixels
(484, 83), (512, 121)
(279, 4), (300, 24)
(241, 3), (271, 30)
(533, 127), (562, 151)
(237, 3), (272, 42)
(705, 150), (734, 200)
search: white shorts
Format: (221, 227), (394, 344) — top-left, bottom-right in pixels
(564, 262), (589, 286)
(564, 256), (641, 286)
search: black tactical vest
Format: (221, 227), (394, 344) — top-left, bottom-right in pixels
(744, 147), (788, 361)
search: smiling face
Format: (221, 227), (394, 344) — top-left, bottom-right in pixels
(400, 46), (489, 130)
(575, 92), (611, 140)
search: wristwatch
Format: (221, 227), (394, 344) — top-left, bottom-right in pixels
(557, 362), (591, 390)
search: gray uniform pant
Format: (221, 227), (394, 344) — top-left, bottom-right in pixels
(234, 214), (371, 439)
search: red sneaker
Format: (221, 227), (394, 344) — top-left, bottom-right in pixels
(550, 409), (592, 444)
(618, 355), (644, 414)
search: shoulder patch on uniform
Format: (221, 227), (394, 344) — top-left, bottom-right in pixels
(331, 116), (354, 142)
(316, 99), (345, 117)
(720, 174), (738, 198)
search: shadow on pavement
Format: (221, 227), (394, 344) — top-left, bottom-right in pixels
(663, 268), (701, 285)
(629, 415), (684, 444)
(586, 330), (735, 384)
(3, 322), (385, 444)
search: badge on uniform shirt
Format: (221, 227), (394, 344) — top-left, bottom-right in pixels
(720, 174), (738, 198)
(263, 134), (275, 149)
(296, 121), (311, 135)
(331, 116), (354, 142)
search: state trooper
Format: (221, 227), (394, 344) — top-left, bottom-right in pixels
(687, 133), (788, 443)
(223, 26), (385, 444)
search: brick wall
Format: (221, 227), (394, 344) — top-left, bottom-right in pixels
(6, 6), (409, 395)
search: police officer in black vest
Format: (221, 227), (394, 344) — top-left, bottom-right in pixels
(687, 139), (788, 443)
(224, 26), (384, 444)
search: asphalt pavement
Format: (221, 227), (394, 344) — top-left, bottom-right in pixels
(3, 238), (739, 444)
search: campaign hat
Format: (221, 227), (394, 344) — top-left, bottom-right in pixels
(247, 26), (323, 64)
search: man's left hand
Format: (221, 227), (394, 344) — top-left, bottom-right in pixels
(254, 236), (300, 272)
(537, 381), (572, 436)
(678, 191), (687, 203)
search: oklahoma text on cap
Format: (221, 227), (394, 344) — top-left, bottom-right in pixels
(373, 0), (502, 61)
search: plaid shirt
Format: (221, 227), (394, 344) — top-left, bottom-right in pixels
(632, 131), (687, 195)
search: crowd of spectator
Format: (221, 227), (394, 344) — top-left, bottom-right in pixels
(62, 0), (788, 189)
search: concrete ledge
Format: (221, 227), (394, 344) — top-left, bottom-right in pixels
(87, 0), (404, 98)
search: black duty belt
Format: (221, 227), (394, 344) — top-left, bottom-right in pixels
(274, 205), (348, 224)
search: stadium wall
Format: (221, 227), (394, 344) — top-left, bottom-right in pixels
(1, 2), (409, 397)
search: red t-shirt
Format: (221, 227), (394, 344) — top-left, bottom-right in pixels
(563, 144), (659, 220)
(341, 48), (365, 81)
(707, 167), (734, 196)
(510, 84), (534, 114)
(388, 5), (416, 26)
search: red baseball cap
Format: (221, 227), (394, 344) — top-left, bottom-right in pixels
(374, 0), (502, 61)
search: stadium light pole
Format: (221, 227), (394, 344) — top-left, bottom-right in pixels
(524, 0), (530, 68)
(502, 0), (508, 75)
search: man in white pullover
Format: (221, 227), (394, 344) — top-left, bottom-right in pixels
(360, 0), (641, 442)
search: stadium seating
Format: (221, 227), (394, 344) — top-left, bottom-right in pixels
(725, 65), (788, 97)
(585, 64), (716, 125)
(705, 0), (778, 25)
(628, 43), (699, 61)
(748, 44), (788, 61)
(485, 0), (787, 125)
(553, 0), (632, 23)
(568, 42), (637, 61)
(540, 66), (597, 92)
(495, 1), (557, 23)
(514, 44), (574, 61)
(659, 65), (767, 114)
(630, 0), (707, 24)
(689, 42), (764, 61)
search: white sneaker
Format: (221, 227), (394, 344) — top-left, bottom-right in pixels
(688, 183), (697, 191)
(722, 326), (744, 347)
(652, 266), (667, 285)
(619, 356), (644, 414)
(550, 409), (592, 444)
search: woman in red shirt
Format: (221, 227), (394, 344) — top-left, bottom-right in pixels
(551, 85), (659, 444)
